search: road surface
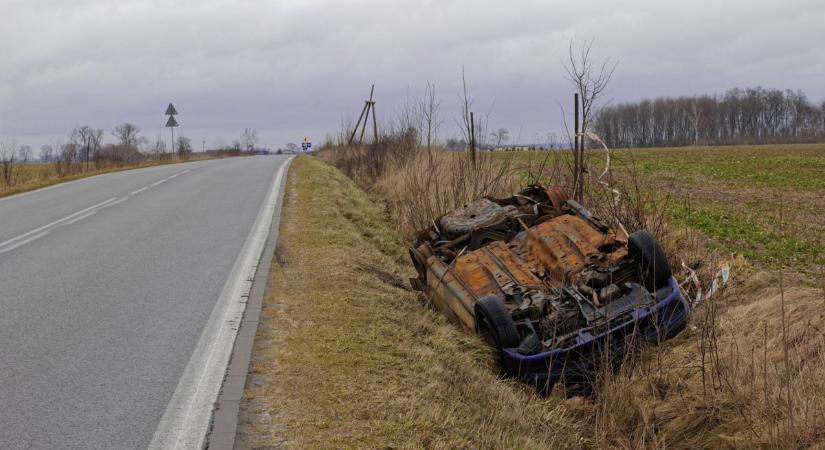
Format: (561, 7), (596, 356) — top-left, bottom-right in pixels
(0, 155), (291, 449)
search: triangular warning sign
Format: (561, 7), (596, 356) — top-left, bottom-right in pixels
(165, 103), (178, 115)
(165, 115), (179, 127)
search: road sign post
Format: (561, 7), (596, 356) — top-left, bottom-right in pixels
(165, 103), (179, 157)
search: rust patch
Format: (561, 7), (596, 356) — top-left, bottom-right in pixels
(412, 184), (642, 335)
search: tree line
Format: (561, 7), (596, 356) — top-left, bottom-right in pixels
(42, 123), (195, 176)
(594, 87), (825, 148)
(1, 124), (266, 190)
(0, 123), (200, 189)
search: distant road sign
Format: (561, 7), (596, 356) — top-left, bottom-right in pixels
(165, 103), (178, 116)
(165, 115), (179, 127)
(302, 142), (312, 151)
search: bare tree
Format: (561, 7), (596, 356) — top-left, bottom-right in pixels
(57, 142), (78, 175)
(595, 87), (825, 147)
(69, 126), (103, 170)
(113, 123), (140, 147)
(90, 128), (104, 167)
(491, 128), (509, 148)
(18, 145), (32, 163)
(396, 88), (421, 144)
(1, 142), (16, 186)
(241, 128), (258, 151)
(563, 38), (617, 201)
(176, 135), (193, 160)
(418, 82), (443, 158)
(456, 68), (475, 163)
(151, 132), (167, 156)
(40, 144), (55, 163)
(454, 69), (493, 161)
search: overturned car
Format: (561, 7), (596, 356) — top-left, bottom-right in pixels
(409, 186), (690, 394)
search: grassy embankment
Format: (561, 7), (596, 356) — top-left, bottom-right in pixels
(0, 154), (218, 199)
(237, 155), (584, 449)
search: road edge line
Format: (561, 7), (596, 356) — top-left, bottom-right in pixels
(147, 156), (294, 450)
(205, 155), (293, 449)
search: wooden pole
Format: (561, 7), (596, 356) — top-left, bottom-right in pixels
(349, 102), (369, 145)
(359, 104), (370, 144)
(470, 111), (476, 167)
(574, 93), (581, 202)
(371, 102), (378, 144)
(349, 85), (376, 145)
(359, 85), (375, 144)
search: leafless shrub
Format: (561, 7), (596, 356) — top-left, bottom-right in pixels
(1, 142), (17, 186)
(418, 82), (443, 159)
(563, 38), (617, 202)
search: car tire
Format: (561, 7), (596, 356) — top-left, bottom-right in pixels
(628, 229), (672, 290)
(474, 295), (520, 349)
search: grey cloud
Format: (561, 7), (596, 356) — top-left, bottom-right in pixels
(1, 0), (823, 150)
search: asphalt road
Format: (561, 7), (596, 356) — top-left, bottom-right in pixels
(0, 155), (291, 449)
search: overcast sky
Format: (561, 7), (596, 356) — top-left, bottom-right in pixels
(1, 0), (824, 152)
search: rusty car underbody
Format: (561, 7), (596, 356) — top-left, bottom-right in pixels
(409, 185), (689, 393)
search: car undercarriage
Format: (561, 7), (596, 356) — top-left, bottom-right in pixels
(409, 185), (689, 392)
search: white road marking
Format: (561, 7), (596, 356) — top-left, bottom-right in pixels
(0, 162), (197, 205)
(135, 170), (187, 194)
(101, 197), (129, 208)
(0, 198), (117, 249)
(148, 157), (293, 450)
(0, 231), (50, 253)
(62, 211), (98, 226)
(0, 173), (113, 204)
(0, 164), (196, 254)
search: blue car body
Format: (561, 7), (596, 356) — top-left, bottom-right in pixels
(500, 277), (689, 394)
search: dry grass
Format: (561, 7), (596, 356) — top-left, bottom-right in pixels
(374, 150), (523, 236)
(563, 257), (825, 448)
(0, 154), (217, 199)
(315, 140), (825, 449)
(237, 155), (585, 449)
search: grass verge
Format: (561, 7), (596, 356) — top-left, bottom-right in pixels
(0, 154), (220, 199)
(237, 155), (584, 449)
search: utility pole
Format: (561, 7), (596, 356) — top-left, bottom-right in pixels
(348, 85), (378, 145)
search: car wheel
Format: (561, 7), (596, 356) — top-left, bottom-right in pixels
(474, 295), (520, 349)
(628, 229), (672, 290)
